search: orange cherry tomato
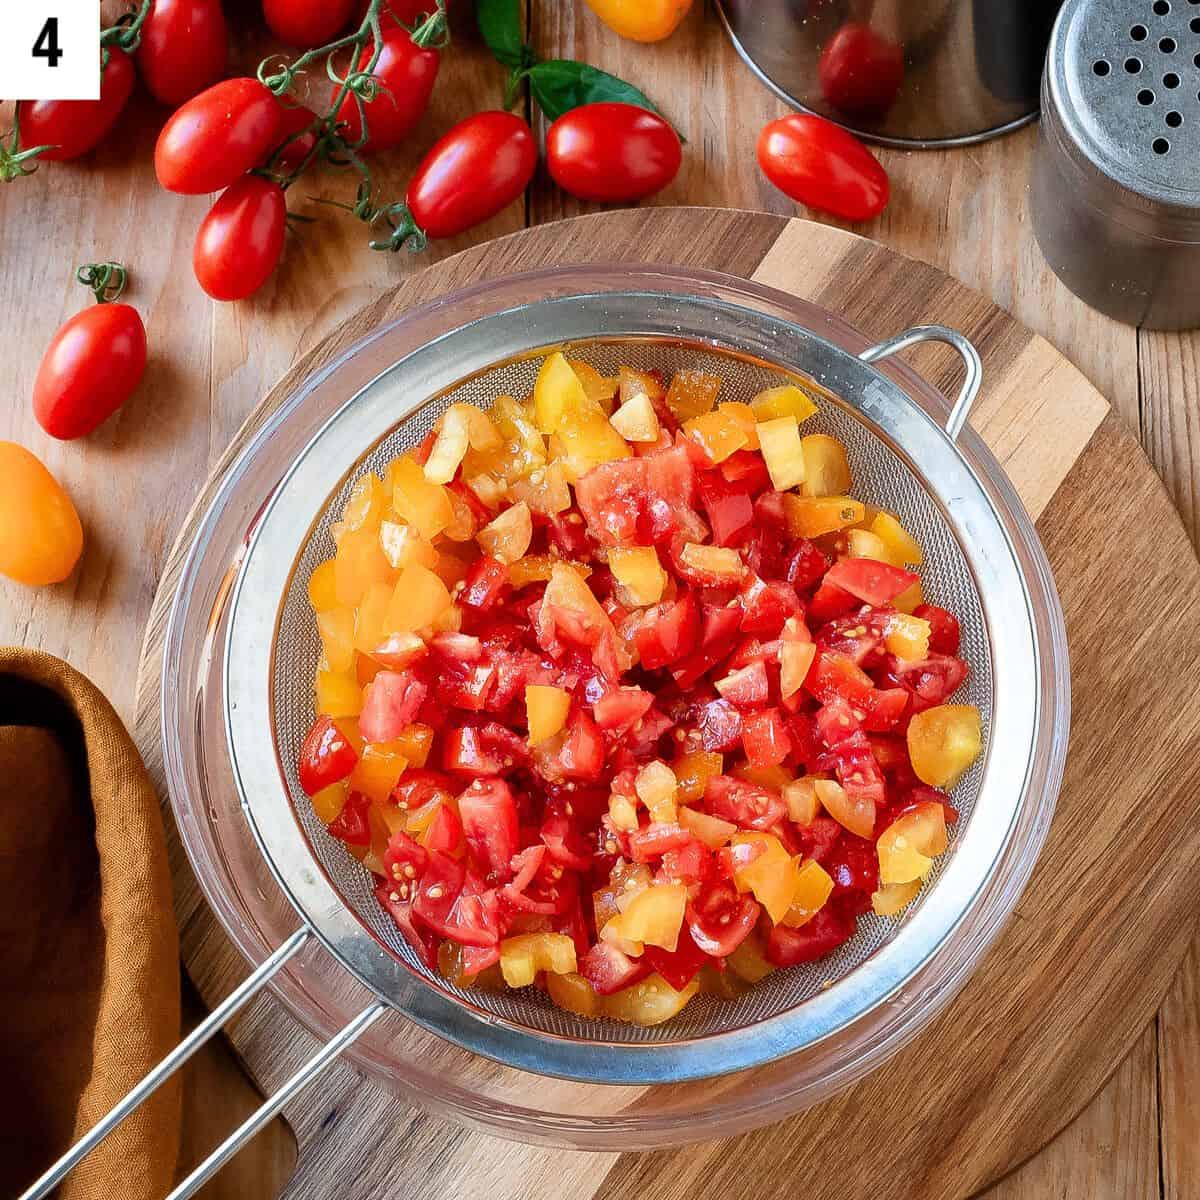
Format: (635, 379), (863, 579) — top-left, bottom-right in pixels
(0, 443), (84, 586)
(583, 0), (692, 42)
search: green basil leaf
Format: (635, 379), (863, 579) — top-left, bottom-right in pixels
(475, 0), (528, 70)
(528, 59), (672, 126)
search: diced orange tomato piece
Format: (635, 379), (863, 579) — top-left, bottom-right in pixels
(508, 460), (572, 515)
(555, 409), (631, 481)
(609, 545), (667, 606)
(673, 750), (724, 803)
(679, 542), (744, 581)
(317, 607), (356, 674)
(349, 741), (408, 805)
(392, 722), (433, 767)
(726, 933), (775, 984)
(509, 552), (590, 588)
(907, 704), (982, 788)
(872, 879), (923, 916)
(732, 761), (792, 790)
(605, 882), (688, 952)
(783, 494), (866, 538)
(782, 776), (821, 826)
(781, 860), (835, 927)
(546, 971), (601, 1017)
(815, 777), (875, 839)
(385, 563), (451, 633)
(334, 525), (394, 607)
(846, 528), (897, 566)
(371, 631), (425, 670)
(634, 761), (678, 823)
(871, 511), (924, 566)
(533, 352), (591, 434)
(757, 416), (806, 490)
(893, 579), (924, 614)
(750, 384), (818, 424)
(603, 973), (700, 1026)
(342, 472), (387, 532)
(311, 781), (348, 824)
(543, 562), (624, 656)
(499, 932), (578, 987)
(315, 669), (363, 717)
(665, 369), (721, 422)
(884, 613), (932, 661)
(877, 801), (949, 885)
(526, 684), (572, 743)
(378, 520), (438, 571)
(800, 434), (852, 496)
(307, 559), (339, 611)
(608, 790), (640, 833)
(677, 804), (737, 848)
(356, 654), (384, 687)
(729, 832), (797, 924)
(683, 409), (749, 464)
(567, 360), (618, 410)
(390, 456), (454, 539)
(353, 581), (393, 655)
(477, 500), (533, 564)
(780, 639), (817, 699)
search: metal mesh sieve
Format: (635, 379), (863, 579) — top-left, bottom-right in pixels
(271, 339), (992, 1046)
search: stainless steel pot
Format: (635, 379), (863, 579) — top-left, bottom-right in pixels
(716, 0), (1064, 147)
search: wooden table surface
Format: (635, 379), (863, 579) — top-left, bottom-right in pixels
(2, 3), (1196, 1197)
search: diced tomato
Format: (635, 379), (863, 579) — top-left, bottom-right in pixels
(635, 592), (700, 669)
(594, 686), (654, 732)
(697, 470), (754, 546)
(413, 853), (501, 947)
(805, 651), (875, 707)
(391, 768), (453, 811)
(643, 926), (711, 990)
(443, 725), (504, 774)
(460, 555), (510, 612)
(424, 801), (464, 855)
(575, 458), (646, 545)
(816, 696), (863, 747)
(553, 891), (591, 958)
(704, 775), (786, 830)
(739, 576), (800, 637)
(766, 905), (856, 966)
(374, 880), (438, 968)
(579, 941), (653, 995)
(326, 790), (371, 846)
(720, 449), (771, 493)
(623, 704), (676, 759)
(360, 670), (429, 743)
(891, 784), (960, 827)
(686, 884), (760, 957)
(816, 613), (883, 665)
(807, 580), (858, 623)
(824, 834), (879, 904)
(799, 815), (842, 863)
(697, 697), (743, 752)
(559, 709), (605, 780)
(786, 711), (823, 770)
(785, 539), (830, 591)
(659, 837), (712, 885)
(825, 558), (919, 606)
(460, 944), (502, 975)
(298, 714), (358, 796)
(672, 606), (742, 688)
(434, 658), (497, 712)
(715, 659), (770, 709)
(914, 604), (961, 655)
(628, 821), (693, 862)
(458, 778), (519, 879)
(508, 843), (547, 891)
(886, 653), (969, 710)
(861, 686), (909, 732)
(741, 707), (793, 768)
(541, 809), (594, 870)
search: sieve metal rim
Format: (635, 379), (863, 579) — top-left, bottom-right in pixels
(220, 280), (1054, 1085)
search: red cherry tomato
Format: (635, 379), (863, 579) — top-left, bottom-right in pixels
(546, 102), (681, 202)
(335, 23), (441, 154)
(18, 49), (135, 162)
(136, 0), (228, 107)
(33, 302), (147, 440)
(405, 111), (536, 239)
(757, 113), (889, 222)
(262, 103), (320, 175)
(264, 0), (357, 48)
(155, 78), (284, 194)
(193, 175), (288, 301)
(818, 23), (905, 118)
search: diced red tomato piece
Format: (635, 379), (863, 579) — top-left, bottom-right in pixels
(785, 539), (830, 591)
(298, 714), (358, 796)
(697, 697), (743, 752)
(659, 837), (712, 885)
(374, 881), (438, 968)
(460, 555), (510, 612)
(704, 775), (786, 830)
(553, 891), (592, 958)
(786, 711), (823, 771)
(575, 458), (646, 545)
(698, 470), (754, 546)
(458, 778), (519, 879)
(443, 725), (504, 774)
(360, 670), (429, 743)
(579, 941), (653, 995)
(741, 707), (793, 768)
(559, 709), (605, 780)
(686, 884), (760, 957)
(594, 686), (655, 732)
(413, 853), (501, 947)
(424, 801), (464, 855)
(434, 658), (497, 713)
(643, 926), (711, 990)
(861, 686), (909, 732)
(805, 650), (875, 707)
(766, 905), (857, 966)
(799, 815), (842, 863)
(716, 659), (770, 710)
(541, 809), (594, 870)
(825, 558), (919, 606)
(886, 653), (969, 710)
(816, 696), (863, 747)
(382, 830), (429, 887)
(628, 821), (693, 862)
(635, 592), (700, 669)
(816, 613), (883, 665)
(807, 580), (859, 623)
(672, 606), (742, 688)
(391, 768), (453, 811)
(326, 790), (371, 846)
(739, 576), (800, 637)
(824, 834), (879, 904)
(720, 449), (771, 493)
(915, 604), (961, 655)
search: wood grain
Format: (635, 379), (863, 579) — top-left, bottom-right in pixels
(133, 208), (1200, 1200)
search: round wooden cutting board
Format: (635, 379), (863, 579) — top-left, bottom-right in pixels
(135, 209), (1200, 1200)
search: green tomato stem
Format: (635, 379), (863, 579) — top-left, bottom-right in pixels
(76, 262), (129, 304)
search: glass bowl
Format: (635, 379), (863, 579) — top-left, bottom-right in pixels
(159, 265), (1069, 1149)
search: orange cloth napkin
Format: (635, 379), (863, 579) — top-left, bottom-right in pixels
(0, 649), (180, 1200)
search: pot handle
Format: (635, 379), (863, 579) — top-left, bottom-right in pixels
(858, 325), (983, 443)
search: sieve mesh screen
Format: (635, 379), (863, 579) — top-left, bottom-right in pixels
(271, 340), (992, 1045)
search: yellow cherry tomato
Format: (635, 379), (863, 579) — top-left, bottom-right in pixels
(584, 0), (692, 42)
(0, 442), (83, 585)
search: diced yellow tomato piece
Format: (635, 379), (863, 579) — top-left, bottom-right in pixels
(757, 416), (807, 490)
(486, 394), (547, 476)
(605, 882), (688, 952)
(603, 973), (699, 1026)
(885, 613), (932, 661)
(441, 487), (478, 542)
(352, 582), (393, 655)
(907, 704), (982, 788)
(526, 684), (571, 744)
(390, 456), (454, 540)
(568, 360), (618, 410)
(378, 520), (438, 571)
(424, 404), (501, 485)
(477, 500), (533, 564)
(618, 365), (662, 404)
(726, 934), (775, 984)
(499, 932), (578, 988)
(782, 776), (821, 826)
(877, 801), (948, 885)
(800, 434), (852, 496)
(392, 722), (433, 768)
(349, 741), (408, 805)
(665, 369), (721, 422)
(307, 559), (339, 611)
(608, 545), (667, 607)
(698, 964), (742, 999)
(609, 390), (661, 443)
(781, 860), (835, 927)
(546, 971), (601, 1017)
(315, 669), (363, 717)
(342, 472), (387, 533)
(679, 542), (745, 581)
(334, 716), (364, 756)
(508, 460), (572, 515)
(684, 409), (749, 464)
(846, 528), (897, 566)
(673, 750), (724, 803)
(872, 879), (923, 916)
(780, 639), (817, 699)
(893, 579), (924, 614)
(508, 552), (590, 589)
(317, 607), (356, 674)
(555, 408), (631, 481)
(311, 781), (348, 824)
(717, 401), (760, 450)
(729, 832), (797, 924)
(635, 761), (678, 824)
(783, 494), (867, 538)
(750, 384), (818, 424)
(677, 804), (737, 848)
(334, 525), (394, 607)
(815, 777), (874, 839)
(533, 352), (590, 434)
(385, 563), (451, 634)
(608, 790), (640, 833)
(871, 511), (924, 566)
(732, 762), (792, 790)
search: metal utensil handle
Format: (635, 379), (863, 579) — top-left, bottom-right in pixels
(858, 325), (984, 443)
(18, 926), (313, 1200)
(166, 1000), (387, 1200)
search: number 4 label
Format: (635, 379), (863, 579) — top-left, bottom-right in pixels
(4, 3), (99, 100)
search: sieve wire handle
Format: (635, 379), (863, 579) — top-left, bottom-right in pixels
(18, 926), (314, 1200)
(858, 325), (983, 443)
